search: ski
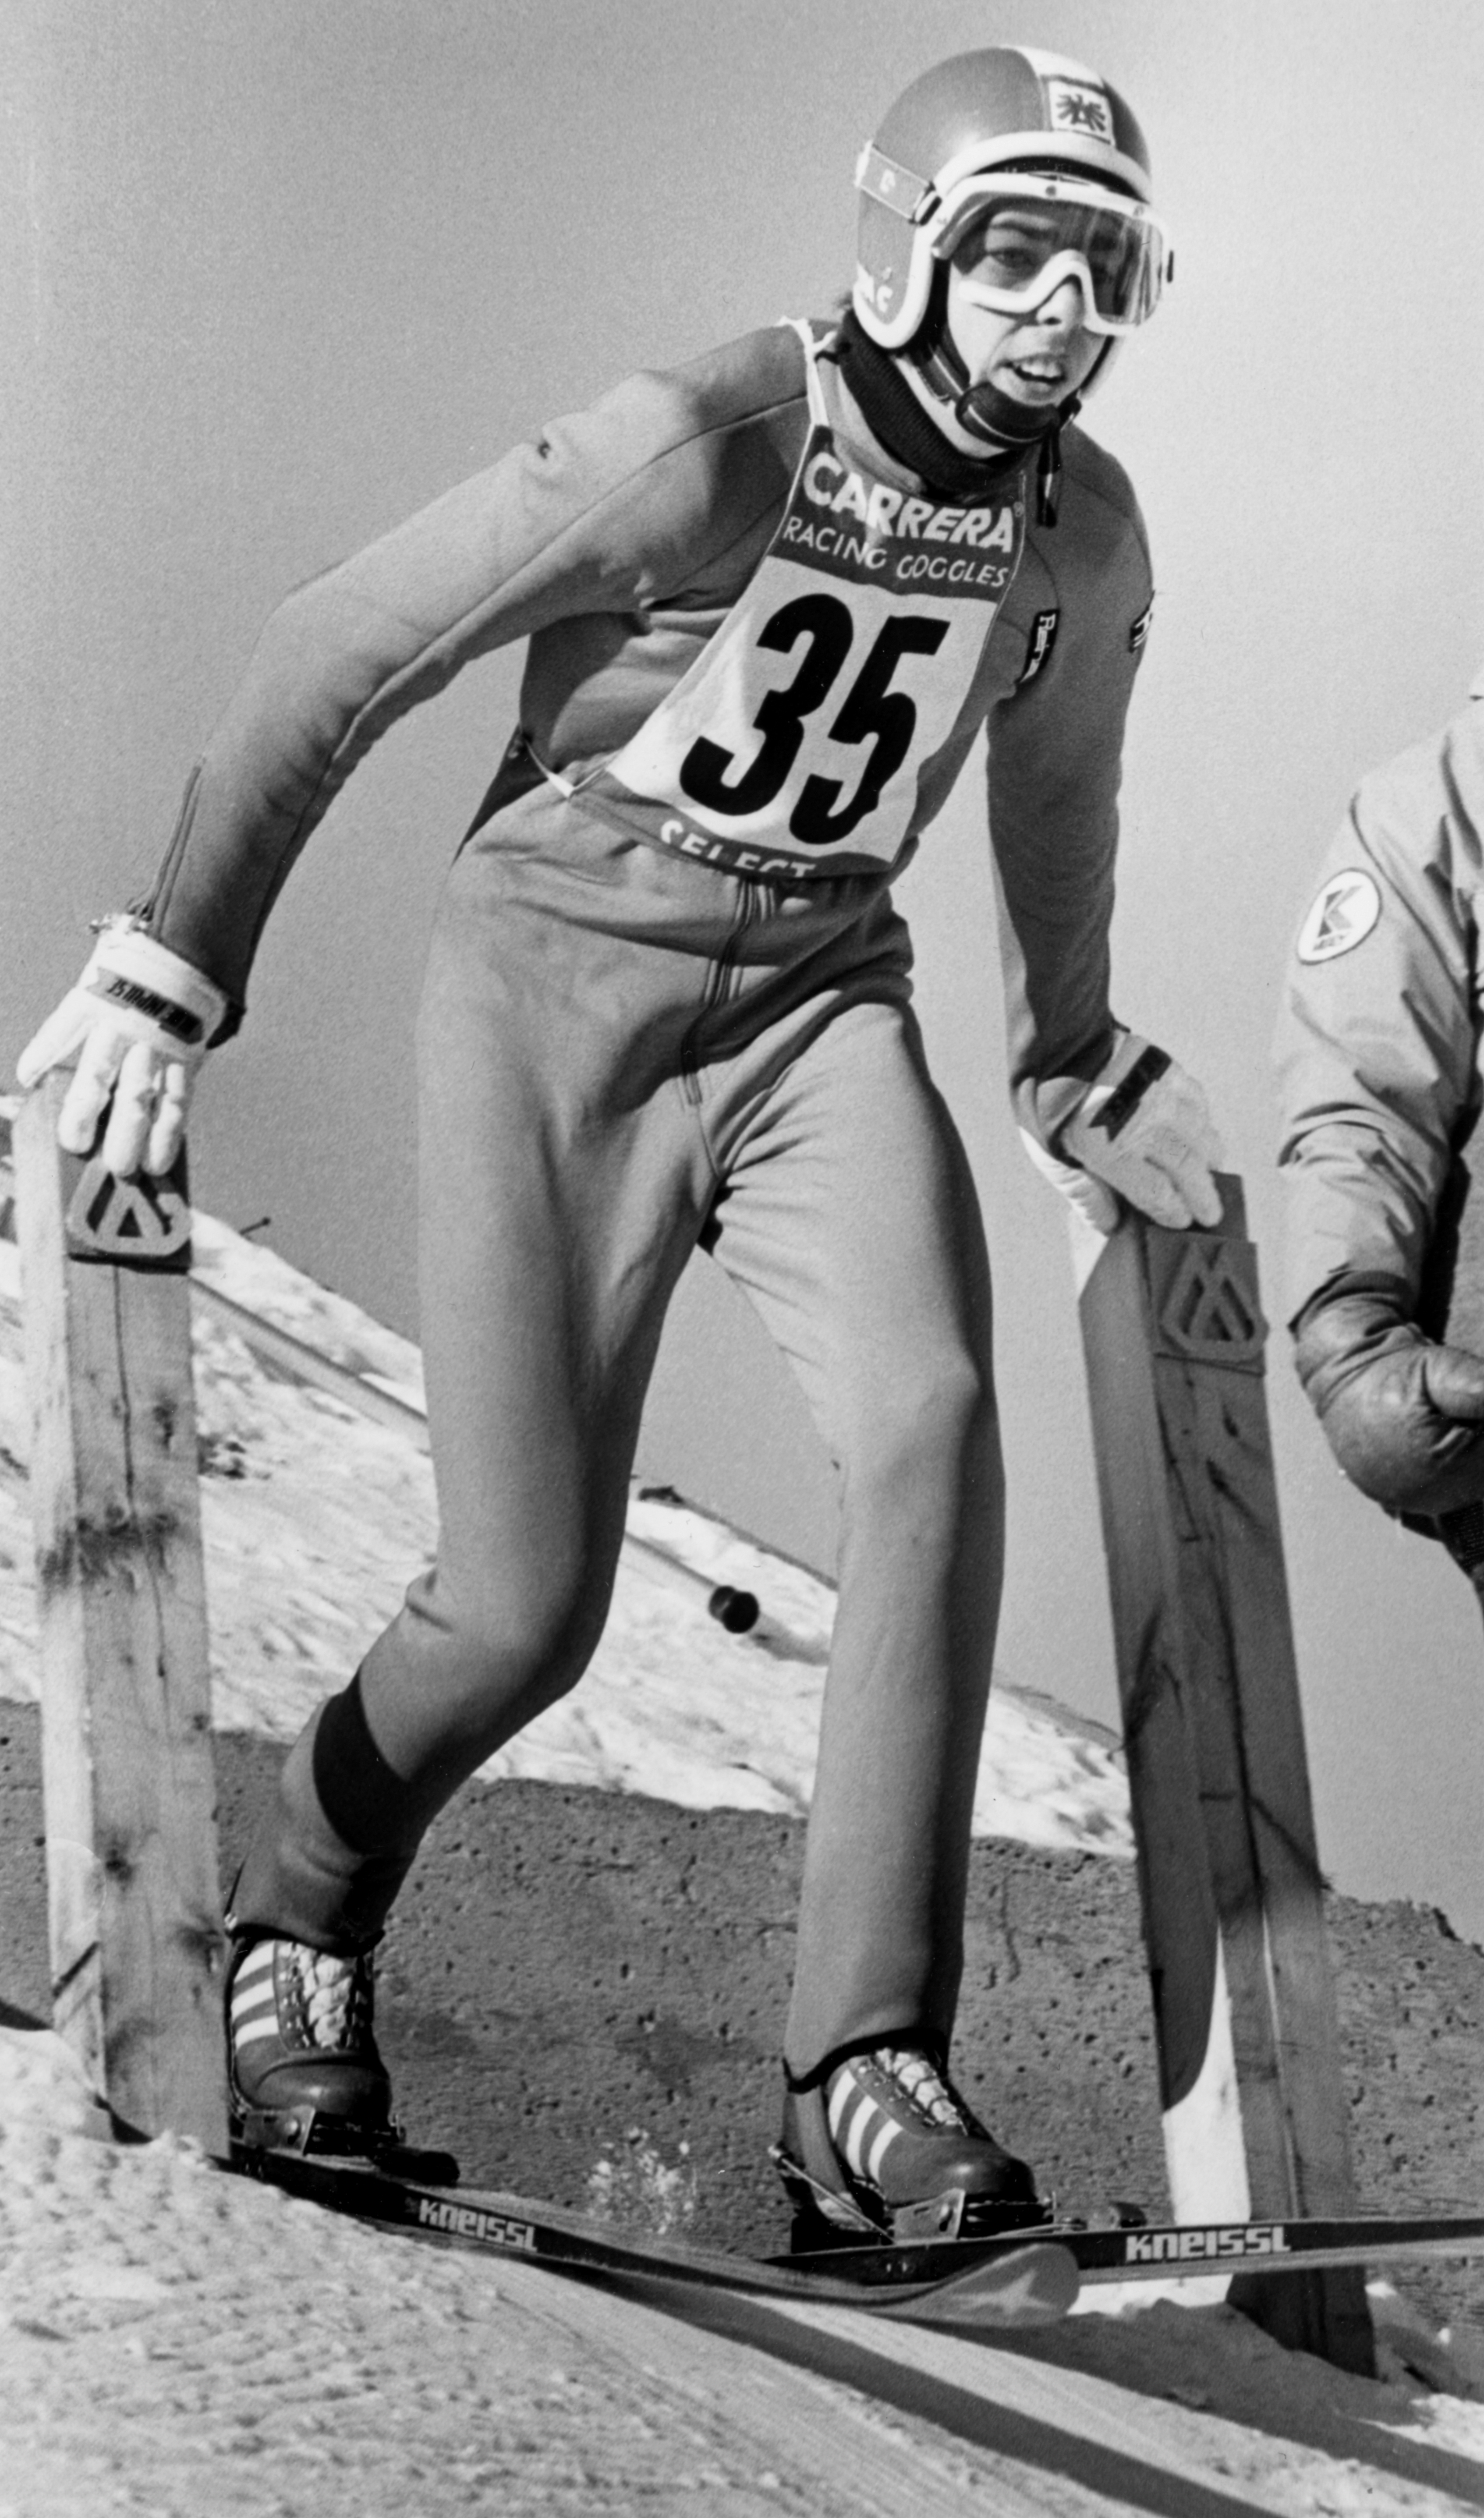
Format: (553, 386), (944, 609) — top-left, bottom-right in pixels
(231, 2145), (1484, 2327)
(811, 2206), (1484, 2291)
(229, 2146), (1078, 2329)
(803, 2206), (1484, 2292)
(1066, 2208), (1484, 2287)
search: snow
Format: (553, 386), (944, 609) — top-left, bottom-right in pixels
(0, 1206), (1132, 1859)
(3, 2026), (1484, 2514)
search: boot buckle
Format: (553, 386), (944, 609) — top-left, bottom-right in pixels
(891, 2186), (967, 2242)
(768, 2141), (881, 2235)
(234, 2103), (316, 2157)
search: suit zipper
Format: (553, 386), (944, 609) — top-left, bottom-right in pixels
(680, 882), (768, 1106)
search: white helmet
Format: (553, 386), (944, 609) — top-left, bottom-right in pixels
(854, 47), (1170, 455)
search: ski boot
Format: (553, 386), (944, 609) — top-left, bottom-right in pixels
(226, 1933), (457, 2183)
(774, 2043), (1048, 2250)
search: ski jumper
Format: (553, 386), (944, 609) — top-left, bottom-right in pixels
(145, 322), (1152, 2079)
(1275, 674), (1484, 1345)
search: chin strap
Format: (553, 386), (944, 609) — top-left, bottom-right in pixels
(833, 307), (1073, 525)
(914, 261), (1098, 528)
(832, 310), (1023, 504)
(950, 379), (1080, 527)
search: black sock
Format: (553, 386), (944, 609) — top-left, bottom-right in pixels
(312, 1672), (427, 1857)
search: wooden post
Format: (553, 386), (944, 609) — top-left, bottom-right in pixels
(1074, 1173), (1373, 2374)
(14, 1077), (225, 2150)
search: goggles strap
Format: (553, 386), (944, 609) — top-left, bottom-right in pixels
(1034, 403), (1081, 529)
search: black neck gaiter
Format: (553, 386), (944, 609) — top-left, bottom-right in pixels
(832, 310), (1024, 507)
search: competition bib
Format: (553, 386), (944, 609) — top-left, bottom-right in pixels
(578, 327), (1027, 879)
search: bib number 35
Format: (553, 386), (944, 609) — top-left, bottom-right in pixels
(679, 593), (949, 846)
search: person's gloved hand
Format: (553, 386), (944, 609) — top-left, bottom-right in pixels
(16, 917), (227, 1177)
(1295, 1284), (1484, 1516)
(1030, 1033), (1224, 1233)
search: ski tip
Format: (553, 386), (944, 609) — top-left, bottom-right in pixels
(885, 2240), (1081, 2330)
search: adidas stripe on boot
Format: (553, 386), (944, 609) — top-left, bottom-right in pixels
(776, 2043), (1046, 2248)
(227, 1935), (408, 2162)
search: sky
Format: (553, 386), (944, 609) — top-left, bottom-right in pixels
(4, 0), (1484, 1931)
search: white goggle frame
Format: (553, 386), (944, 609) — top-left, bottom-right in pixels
(934, 171), (1171, 336)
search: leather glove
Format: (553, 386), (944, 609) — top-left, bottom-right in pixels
(1294, 1284), (1484, 1516)
(1036, 1033), (1224, 1233)
(16, 918), (228, 1177)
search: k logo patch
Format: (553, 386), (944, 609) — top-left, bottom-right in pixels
(1296, 869), (1382, 965)
(1129, 596), (1154, 653)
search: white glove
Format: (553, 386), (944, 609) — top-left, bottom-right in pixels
(16, 919), (228, 1177)
(1028, 1032), (1224, 1234)
(1019, 1129), (1125, 1235)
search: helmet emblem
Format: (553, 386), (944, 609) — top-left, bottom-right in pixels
(1044, 78), (1115, 141)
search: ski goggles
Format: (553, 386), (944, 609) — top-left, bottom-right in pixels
(936, 175), (1171, 334)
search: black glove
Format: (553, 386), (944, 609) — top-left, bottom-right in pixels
(1295, 1284), (1484, 1516)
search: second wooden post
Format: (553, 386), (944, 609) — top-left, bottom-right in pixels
(1074, 1173), (1372, 2373)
